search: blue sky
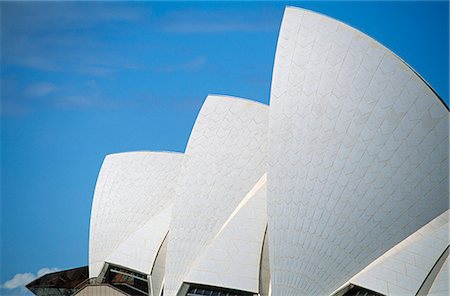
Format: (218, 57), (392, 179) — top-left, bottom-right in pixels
(1, 1), (448, 295)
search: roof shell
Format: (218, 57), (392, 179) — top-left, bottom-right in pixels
(268, 6), (449, 295)
(89, 151), (183, 277)
(349, 210), (449, 295)
(185, 174), (268, 293)
(164, 94), (269, 296)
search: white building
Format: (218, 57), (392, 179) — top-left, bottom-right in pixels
(27, 6), (448, 296)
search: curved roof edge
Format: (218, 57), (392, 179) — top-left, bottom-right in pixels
(343, 210), (449, 295)
(105, 205), (172, 275)
(284, 6), (448, 111)
(206, 94), (269, 109)
(89, 151), (183, 278)
(103, 150), (184, 159)
(181, 95), (268, 157)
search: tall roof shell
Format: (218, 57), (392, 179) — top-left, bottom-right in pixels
(164, 95), (269, 296)
(267, 6), (449, 295)
(89, 151), (183, 277)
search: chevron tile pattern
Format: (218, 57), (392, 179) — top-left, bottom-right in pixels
(42, 6), (449, 296)
(89, 152), (183, 277)
(164, 95), (269, 296)
(105, 206), (172, 275)
(185, 174), (267, 293)
(267, 7), (449, 296)
(350, 210), (449, 295)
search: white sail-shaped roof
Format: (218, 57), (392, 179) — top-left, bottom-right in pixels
(164, 95), (269, 296)
(267, 6), (449, 296)
(185, 174), (267, 293)
(348, 210), (449, 295)
(89, 151), (183, 277)
(105, 206), (172, 275)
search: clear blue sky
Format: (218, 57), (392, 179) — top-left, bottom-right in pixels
(1, 1), (448, 295)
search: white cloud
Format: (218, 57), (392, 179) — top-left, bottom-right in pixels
(24, 82), (57, 97)
(2, 273), (35, 290)
(37, 267), (59, 278)
(2, 267), (59, 290)
(2, 3), (149, 74)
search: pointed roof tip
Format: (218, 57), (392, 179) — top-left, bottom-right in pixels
(281, 5), (448, 111)
(205, 94), (269, 108)
(284, 5), (318, 14)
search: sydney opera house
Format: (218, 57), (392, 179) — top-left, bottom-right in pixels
(27, 6), (448, 296)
